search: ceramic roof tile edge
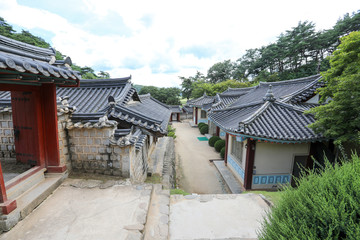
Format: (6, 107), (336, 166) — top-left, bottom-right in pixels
(220, 86), (256, 95)
(79, 76), (131, 88)
(258, 74), (321, 86)
(280, 75), (323, 103)
(0, 35), (81, 85)
(109, 128), (147, 150)
(66, 115), (117, 130)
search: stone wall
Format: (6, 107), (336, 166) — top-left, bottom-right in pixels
(68, 127), (126, 176)
(57, 114), (71, 170)
(0, 111), (15, 161)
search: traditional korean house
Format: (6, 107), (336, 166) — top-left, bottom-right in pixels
(209, 75), (330, 190)
(168, 105), (182, 122)
(0, 35), (80, 229)
(1, 77), (172, 185)
(187, 93), (215, 125)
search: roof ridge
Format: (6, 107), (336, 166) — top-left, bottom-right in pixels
(259, 74), (321, 86)
(79, 76), (131, 87)
(113, 104), (162, 124)
(241, 101), (271, 125)
(280, 76), (322, 102)
(212, 100), (264, 112)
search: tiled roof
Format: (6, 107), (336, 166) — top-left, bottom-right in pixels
(0, 35), (80, 86)
(182, 105), (193, 113)
(57, 77), (135, 113)
(209, 100), (323, 142)
(187, 93), (215, 107)
(220, 86), (255, 96)
(168, 105), (182, 113)
(112, 128), (147, 150)
(109, 93), (171, 135)
(229, 75), (321, 107)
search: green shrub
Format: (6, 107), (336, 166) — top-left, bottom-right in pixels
(214, 139), (225, 152)
(259, 154), (360, 240)
(200, 125), (209, 135)
(167, 125), (176, 139)
(220, 147), (226, 158)
(198, 122), (206, 129)
(209, 136), (221, 147)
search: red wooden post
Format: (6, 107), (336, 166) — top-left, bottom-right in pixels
(41, 84), (66, 173)
(244, 140), (256, 190)
(224, 133), (229, 166)
(216, 126), (220, 137)
(195, 107), (198, 124)
(0, 162), (17, 214)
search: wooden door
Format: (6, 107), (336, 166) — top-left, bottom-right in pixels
(11, 91), (44, 167)
(291, 155), (307, 187)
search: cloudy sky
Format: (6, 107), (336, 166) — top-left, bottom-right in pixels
(0, 0), (358, 87)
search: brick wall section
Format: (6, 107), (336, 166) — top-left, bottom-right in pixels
(68, 127), (129, 176)
(0, 112), (15, 161)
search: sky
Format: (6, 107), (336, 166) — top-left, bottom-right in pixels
(0, 0), (358, 88)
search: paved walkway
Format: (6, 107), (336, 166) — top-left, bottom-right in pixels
(0, 179), (152, 240)
(173, 121), (227, 194)
(213, 160), (244, 194)
(169, 193), (269, 240)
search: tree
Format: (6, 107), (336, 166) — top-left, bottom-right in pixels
(98, 71), (110, 79)
(207, 60), (234, 83)
(307, 31), (360, 144)
(139, 86), (181, 105)
(179, 71), (205, 99)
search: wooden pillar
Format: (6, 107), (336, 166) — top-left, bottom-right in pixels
(177, 113), (180, 122)
(0, 162), (17, 214)
(41, 84), (65, 173)
(216, 126), (220, 137)
(244, 140), (256, 190)
(195, 107), (198, 124)
(224, 133), (229, 166)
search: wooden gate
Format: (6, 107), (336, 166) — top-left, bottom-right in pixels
(11, 91), (44, 167)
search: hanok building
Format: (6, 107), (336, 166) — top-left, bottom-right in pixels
(209, 75), (330, 190)
(0, 35), (80, 227)
(168, 105), (182, 122)
(187, 92), (216, 125)
(1, 77), (171, 184)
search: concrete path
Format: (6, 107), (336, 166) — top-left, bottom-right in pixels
(0, 179), (152, 240)
(169, 193), (270, 240)
(214, 160), (244, 194)
(173, 121), (227, 194)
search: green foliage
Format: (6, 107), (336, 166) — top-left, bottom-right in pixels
(139, 86), (181, 105)
(209, 136), (221, 147)
(197, 122), (206, 129)
(200, 124), (209, 135)
(167, 125), (176, 139)
(220, 147), (226, 158)
(207, 59), (234, 83)
(170, 188), (190, 195)
(307, 31), (360, 144)
(214, 140), (225, 152)
(98, 71), (110, 79)
(191, 79), (251, 98)
(259, 154), (360, 240)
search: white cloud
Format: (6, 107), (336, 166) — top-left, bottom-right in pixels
(0, 0), (359, 87)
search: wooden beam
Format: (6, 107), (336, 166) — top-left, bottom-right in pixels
(224, 133), (229, 166)
(244, 140), (256, 190)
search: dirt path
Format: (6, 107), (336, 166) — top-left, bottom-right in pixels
(173, 121), (227, 194)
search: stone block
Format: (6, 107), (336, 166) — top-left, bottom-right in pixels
(83, 146), (90, 153)
(9, 121), (13, 128)
(2, 137), (8, 143)
(95, 138), (101, 145)
(74, 131), (81, 137)
(106, 147), (112, 154)
(114, 147), (122, 154)
(75, 146), (83, 153)
(83, 130), (89, 137)
(4, 130), (11, 136)
(90, 130), (96, 137)
(102, 155), (109, 161)
(113, 170), (122, 176)
(110, 155), (116, 161)
(102, 139), (109, 145)
(70, 147), (76, 152)
(113, 160), (121, 169)
(91, 147), (97, 153)
(96, 155), (101, 161)
(97, 131), (103, 137)
(3, 114), (10, 120)
(87, 155), (94, 160)
(99, 147), (106, 154)
(78, 138), (86, 145)
(87, 138), (93, 145)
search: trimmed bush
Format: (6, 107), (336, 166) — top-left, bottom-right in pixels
(259, 154), (360, 240)
(214, 139), (225, 152)
(220, 147), (226, 158)
(198, 122), (206, 129)
(200, 125), (209, 135)
(209, 136), (221, 147)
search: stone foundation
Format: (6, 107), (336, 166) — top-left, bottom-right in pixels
(0, 112), (15, 161)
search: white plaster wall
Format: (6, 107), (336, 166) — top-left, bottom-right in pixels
(254, 142), (310, 175)
(219, 129), (226, 139)
(306, 94), (319, 104)
(227, 136), (247, 170)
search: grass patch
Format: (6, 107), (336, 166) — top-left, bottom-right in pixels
(243, 190), (284, 205)
(170, 188), (190, 195)
(145, 174), (162, 184)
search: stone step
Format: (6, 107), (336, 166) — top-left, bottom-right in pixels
(0, 172), (67, 232)
(6, 167), (46, 200)
(213, 160), (243, 194)
(143, 184), (170, 240)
